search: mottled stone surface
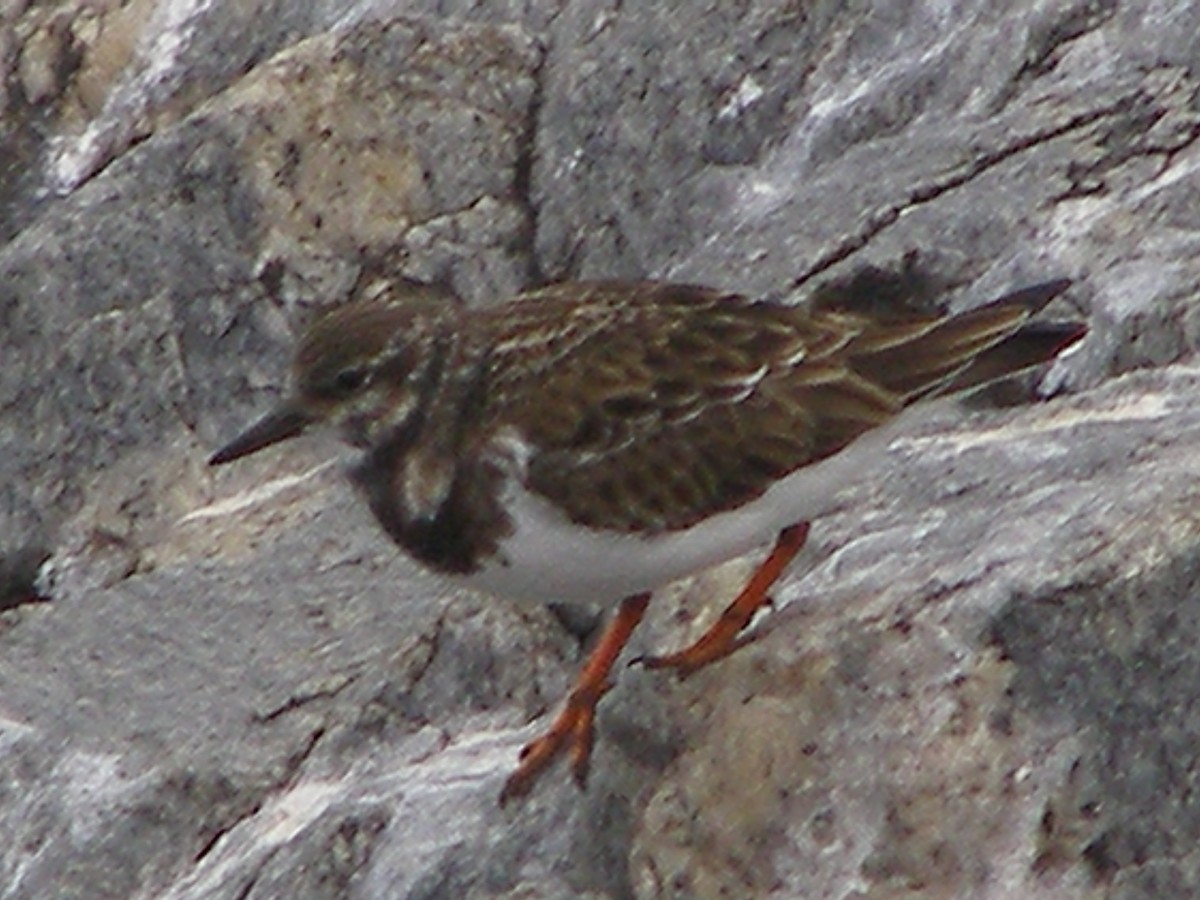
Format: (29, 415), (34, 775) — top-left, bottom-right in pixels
(628, 368), (1200, 898)
(2, 1), (1199, 898)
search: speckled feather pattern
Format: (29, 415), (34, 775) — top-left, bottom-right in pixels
(209, 274), (1083, 803)
(462, 281), (1049, 533)
(220, 277), (1079, 576)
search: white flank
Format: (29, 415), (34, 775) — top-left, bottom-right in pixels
(463, 403), (945, 608)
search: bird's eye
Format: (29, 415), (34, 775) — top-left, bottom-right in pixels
(331, 367), (369, 395)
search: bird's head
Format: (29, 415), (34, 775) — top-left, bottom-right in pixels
(210, 281), (457, 466)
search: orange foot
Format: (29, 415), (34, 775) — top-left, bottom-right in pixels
(499, 592), (650, 806)
(639, 522), (810, 677)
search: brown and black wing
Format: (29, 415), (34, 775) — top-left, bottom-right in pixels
(843, 278), (1081, 400)
(479, 279), (1081, 534)
(473, 281), (883, 533)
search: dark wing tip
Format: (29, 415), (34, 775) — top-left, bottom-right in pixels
(938, 316), (1087, 397)
(996, 277), (1073, 314)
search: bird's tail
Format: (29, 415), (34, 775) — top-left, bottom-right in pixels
(848, 278), (1086, 402)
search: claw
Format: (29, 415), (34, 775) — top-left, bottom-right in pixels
(499, 593), (650, 806)
(638, 523), (809, 677)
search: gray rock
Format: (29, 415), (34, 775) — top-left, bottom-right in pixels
(2, 1), (1199, 898)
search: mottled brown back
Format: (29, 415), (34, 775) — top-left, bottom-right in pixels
(469, 279), (1079, 533)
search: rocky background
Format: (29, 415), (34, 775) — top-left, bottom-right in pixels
(2, 1), (1199, 898)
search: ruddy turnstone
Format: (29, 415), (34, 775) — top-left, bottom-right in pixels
(210, 275), (1086, 803)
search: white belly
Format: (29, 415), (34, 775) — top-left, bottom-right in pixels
(460, 403), (940, 607)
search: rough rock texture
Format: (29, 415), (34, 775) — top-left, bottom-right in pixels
(2, 1), (1199, 898)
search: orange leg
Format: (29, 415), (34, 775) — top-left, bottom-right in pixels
(499, 592), (651, 806)
(639, 522), (810, 677)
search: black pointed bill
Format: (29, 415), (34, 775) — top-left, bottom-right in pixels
(209, 402), (313, 466)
